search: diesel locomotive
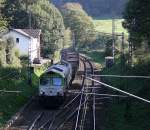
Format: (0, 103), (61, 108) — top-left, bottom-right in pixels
(38, 48), (79, 107)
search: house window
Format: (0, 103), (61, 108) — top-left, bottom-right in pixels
(16, 38), (19, 43)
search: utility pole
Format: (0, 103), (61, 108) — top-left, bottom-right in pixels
(72, 32), (76, 50)
(121, 32), (125, 68)
(112, 17), (116, 58)
(28, 10), (32, 85)
(128, 40), (133, 66)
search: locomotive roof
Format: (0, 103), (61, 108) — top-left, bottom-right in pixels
(46, 63), (71, 78)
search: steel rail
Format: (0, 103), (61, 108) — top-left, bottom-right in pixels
(48, 110), (64, 130)
(28, 112), (43, 130)
(64, 93), (81, 108)
(48, 92), (82, 130)
(80, 59), (89, 130)
(80, 80), (89, 130)
(74, 56), (87, 130)
(92, 80), (96, 130)
(57, 97), (89, 130)
(74, 85), (85, 130)
(87, 56), (96, 130)
(93, 90), (96, 130)
(79, 55), (95, 130)
(39, 118), (51, 130)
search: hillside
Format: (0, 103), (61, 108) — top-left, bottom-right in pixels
(51, 0), (128, 18)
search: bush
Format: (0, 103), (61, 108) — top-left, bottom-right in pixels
(15, 49), (20, 58)
(0, 38), (21, 67)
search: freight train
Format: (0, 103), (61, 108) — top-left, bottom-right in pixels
(38, 48), (79, 107)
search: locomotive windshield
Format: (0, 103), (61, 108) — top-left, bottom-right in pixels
(40, 78), (49, 85)
(52, 77), (62, 86)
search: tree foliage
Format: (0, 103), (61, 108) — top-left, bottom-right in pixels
(0, 0), (7, 31)
(0, 38), (20, 67)
(61, 3), (95, 47)
(123, 0), (150, 48)
(2, 0), (65, 57)
(52, 0), (128, 18)
(63, 28), (72, 48)
(30, 0), (65, 57)
(2, 0), (29, 28)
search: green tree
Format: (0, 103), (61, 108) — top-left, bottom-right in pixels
(123, 0), (150, 48)
(52, 0), (127, 18)
(30, 0), (65, 57)
(63, 28), (72, 48)
(0, 39), (6, 66)
(2, 0), (65, 58)
(2, 0), (29, 28)
(61, 3), (95, 48)
(0, 38), (20, 67)
(0, 0), (7, 31)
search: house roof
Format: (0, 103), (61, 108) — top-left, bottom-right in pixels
(13, 29), (41, 38)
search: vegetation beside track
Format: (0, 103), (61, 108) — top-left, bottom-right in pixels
(101, 58), (150, 130)
(0, 58), (45, 127)
(81, 47), (150, 130)
(80, 49), (105, 68)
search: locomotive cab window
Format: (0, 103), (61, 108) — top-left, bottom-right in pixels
(40, 77), (49, 85)
(52, 77), (62, 86)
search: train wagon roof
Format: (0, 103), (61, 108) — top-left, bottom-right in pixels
(46, 64), (71, 78)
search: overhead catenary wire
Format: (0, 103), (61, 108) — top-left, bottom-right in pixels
(0, 71), (19, 80)
(0, 89), (22, 94)
(68, 91), (127, 98)
(89, 74), (150, 79)
(86, 77), (150, 104)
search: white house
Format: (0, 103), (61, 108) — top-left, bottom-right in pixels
(3, 29), (41, 63)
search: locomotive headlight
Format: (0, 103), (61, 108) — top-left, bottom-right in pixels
(40, 88), (45, 95)
(40, 90), (45, 95)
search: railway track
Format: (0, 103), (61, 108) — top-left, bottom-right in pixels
(4, 51), (105, 130)
(73, 55), (95, 130)
(73, 55), (105, 130)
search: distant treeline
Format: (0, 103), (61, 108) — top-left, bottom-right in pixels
(52, 0), (128, 18)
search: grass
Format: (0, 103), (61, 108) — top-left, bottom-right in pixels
(80, 49), (105, 68)
(93, 19), (128, 35)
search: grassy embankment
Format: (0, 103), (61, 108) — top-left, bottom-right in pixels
(0, 59), (46, 127)
(101, 58), (150, 130)
(82, 19), (150, 130)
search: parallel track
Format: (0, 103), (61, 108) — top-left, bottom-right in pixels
(74, 55), (95, 130)
(5, 53), (104, 130)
